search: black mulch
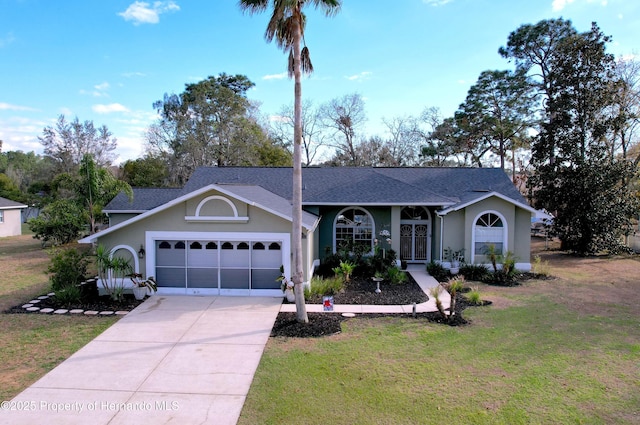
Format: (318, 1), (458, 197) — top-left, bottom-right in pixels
(5, 294), (145, 315)
(271, 274), (491, 338)
(303, 274), (429, 306)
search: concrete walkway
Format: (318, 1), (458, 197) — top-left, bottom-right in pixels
(2, 267), (447, 425)
(280, 265), (450, 314)
(1, 296), (282, 425)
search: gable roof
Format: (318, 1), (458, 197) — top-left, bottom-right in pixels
(104, 167), (530, 213)
(0, 196), (27, 210)
(81, 183), (319, 244)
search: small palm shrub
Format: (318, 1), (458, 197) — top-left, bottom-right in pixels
(386, 266), (407, 285)
(333, 261), (355, 283)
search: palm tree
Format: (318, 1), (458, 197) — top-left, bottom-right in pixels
(240, 0), (341, 323)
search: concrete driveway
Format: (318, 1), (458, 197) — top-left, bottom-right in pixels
(1, 296), (282, 425)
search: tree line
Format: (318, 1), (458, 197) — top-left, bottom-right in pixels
(1, 18), (638, 255)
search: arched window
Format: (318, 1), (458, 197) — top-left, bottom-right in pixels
(473, 212), (506, 259)
(334, 207), (374, 253)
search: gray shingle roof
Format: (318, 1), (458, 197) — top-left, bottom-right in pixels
(105, 167), (528, 212)
(0, 196), (27, 209)
(104, 188), (182, 212)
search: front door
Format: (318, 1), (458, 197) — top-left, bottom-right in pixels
(399, 206), (431, 263)
(400, 223), (429, 262)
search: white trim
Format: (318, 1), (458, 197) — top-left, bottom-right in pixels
(0, 205), (27, 210)
(194, 195), (239, 217)
(146, 231), (291, 296)
(471, 210), (508, 264)
(109, 244), (140, 274)
(438, 191), (537, 215)
(184, 216), (249, 223)
(305, 202), (455, 207)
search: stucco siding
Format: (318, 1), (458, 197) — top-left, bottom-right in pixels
(441, 210), (465, 261)
(108, 213), (139, 226)
(95, 190), (298, 279)
(0, 209), (23, 237)
(514, 208), (532, 262)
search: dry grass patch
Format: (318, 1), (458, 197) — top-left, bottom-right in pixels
(0, 234), (118, 401)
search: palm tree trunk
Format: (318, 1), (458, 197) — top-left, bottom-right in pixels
(292, 9), (309, 323)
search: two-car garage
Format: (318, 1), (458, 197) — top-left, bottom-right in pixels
(148, 232), (290, 296)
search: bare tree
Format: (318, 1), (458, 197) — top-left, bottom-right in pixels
(271, 99), (326, 166)
(381, 115), (421, 166)
(320, 93), (367, 165)
(610, 57), (640, 165)
(39, 115), (117, 173)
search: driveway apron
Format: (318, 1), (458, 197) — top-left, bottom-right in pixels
(1, 295), (282, 425)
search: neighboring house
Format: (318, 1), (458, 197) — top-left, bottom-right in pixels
(80, 167), (537, 296)
(0, 197), (27, 237)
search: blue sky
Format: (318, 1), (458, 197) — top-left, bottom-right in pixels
(0, 0), (638, 163)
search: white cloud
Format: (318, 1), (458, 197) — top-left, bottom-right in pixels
(119, 1), (180, 25)
(0, 102), (36, 111)
(94, 82), (110, 91)
(422, 0), (452, 6)
(269, 115), (291, 123)
(92, 103), (130, 114)
(262, 73), (288, 81)
(80, 81), (111, 97)
(552, 0), (608, 11)
(345, 71), (372, 82)
(0, 116), (48, 153)
(552, 0), (575, 11)
(122, 71), (146, 78)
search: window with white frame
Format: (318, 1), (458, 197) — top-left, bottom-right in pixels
(474, 212), (505, 256)
(334, 207), (374, 253)
(0, 210), (4, 223)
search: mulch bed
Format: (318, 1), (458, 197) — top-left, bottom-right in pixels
(304, 274), (429, 305)
(272, 293), (486, 338)
(4, 294), (145, 315)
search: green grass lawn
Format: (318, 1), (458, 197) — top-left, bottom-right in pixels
(240, 261), (640, 424)
(0, 232), (117, 401)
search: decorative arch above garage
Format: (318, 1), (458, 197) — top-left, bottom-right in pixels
(185, 195), (249, 223)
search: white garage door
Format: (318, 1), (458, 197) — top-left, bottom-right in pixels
(154, 238), (284, 296)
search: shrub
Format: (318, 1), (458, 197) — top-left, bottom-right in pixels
(531, 255), (550, 276)
(459, 264), (490, 282)
(55, 284), (82, 306)
(48, 247), (89, 291)
(386, 266), (407, 285)
(332, 261), (355, 283)
(308, 275), (344, 297)
(426, 261), (449, 282)
(95, 244), (132, 301)
(28, 199), (88, 246)
(465, 287), (483, 305)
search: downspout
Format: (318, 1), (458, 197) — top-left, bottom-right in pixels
(437, 212), (444, 263)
